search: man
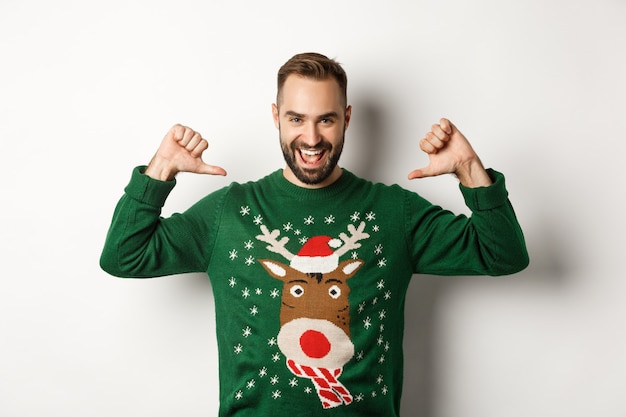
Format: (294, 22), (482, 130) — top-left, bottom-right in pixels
(101, 52), (528, 416)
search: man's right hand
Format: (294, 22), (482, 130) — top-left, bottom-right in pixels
(144, 124), (227, 181)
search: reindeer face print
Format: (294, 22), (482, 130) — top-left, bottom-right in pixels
(256, 223), (369, 409)
(259, 258), (362, 370)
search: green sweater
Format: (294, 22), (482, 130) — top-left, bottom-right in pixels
(100, 167), (528, 417)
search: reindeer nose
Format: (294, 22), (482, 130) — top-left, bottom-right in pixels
(299, 330), (331, 359)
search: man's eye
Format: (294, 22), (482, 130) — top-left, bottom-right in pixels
(290, 118), (301, 123)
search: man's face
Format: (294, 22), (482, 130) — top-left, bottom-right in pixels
(273, 75), (351, 188)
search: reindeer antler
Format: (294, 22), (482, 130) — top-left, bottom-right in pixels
(256, 225), (295, 261)
(334, 221), (370, 258)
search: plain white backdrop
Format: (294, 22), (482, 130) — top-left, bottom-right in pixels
(1, 1), (625, 416)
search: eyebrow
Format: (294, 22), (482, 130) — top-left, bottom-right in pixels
(284, 110), (340, 121)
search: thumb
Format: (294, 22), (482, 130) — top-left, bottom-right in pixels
(196, 162), (228, 176)
(407, 165), (435, 180)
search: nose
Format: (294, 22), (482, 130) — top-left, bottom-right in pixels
(302, 122), (322, 147)
(299, 329), (331, 359)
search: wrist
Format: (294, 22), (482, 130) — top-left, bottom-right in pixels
(144, 156), (177, 182)
(455, 158), (492, 188)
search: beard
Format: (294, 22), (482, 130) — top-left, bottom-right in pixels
(280, 131), (344, 186)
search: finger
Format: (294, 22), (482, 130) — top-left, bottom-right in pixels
(179, 127), (197, 147)
(439, 118), (452, 135)
(431, 124), (450, 143)
(420, 136), (441, 154)
(189, 138), (209, 158)
(185, 132), (203, 152)
(168, 124), (185, 141)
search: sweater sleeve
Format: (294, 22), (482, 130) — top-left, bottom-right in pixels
(99, 166), (225, 278)
(407, 169), (529, 276)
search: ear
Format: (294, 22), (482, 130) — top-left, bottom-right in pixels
(272, 103), (280, 129)
(259, 259), (292, 281)
(344, 105), (352, 130)
(338, 259), (363, 279)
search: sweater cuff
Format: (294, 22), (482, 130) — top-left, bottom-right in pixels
(123, 166), (177, 207)
(459, 168), (509, 211)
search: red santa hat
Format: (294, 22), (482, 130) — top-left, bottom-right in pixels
(290, 235), (343, 274)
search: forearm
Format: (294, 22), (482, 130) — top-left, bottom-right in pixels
(410, 169), (529, 276)
(99, 167), (207, 278)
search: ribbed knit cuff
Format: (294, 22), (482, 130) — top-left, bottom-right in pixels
(123, 166), (177, 207)
(460, 169), (509, 211)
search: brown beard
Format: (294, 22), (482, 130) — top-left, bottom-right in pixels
(279, 130), (345, 185)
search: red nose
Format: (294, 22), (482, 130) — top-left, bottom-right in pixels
(299, 330), (331, 359)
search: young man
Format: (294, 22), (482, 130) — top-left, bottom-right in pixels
(101, 52), (528, 416)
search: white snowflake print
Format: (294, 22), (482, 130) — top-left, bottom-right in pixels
(289, 378), (298, 387)
(350, 211), (361, 222)
(259, 367), (268, 378)
(249, 305), (258, 316)
(358, 301), (367, 314)
(228, 277), (236, 287)
(356, 351), (364, 361)
(355, 393), (365, 402)
(242, 326), (252, 338)
(244, 240), (254, 250)
(234, 344), (243, 355)
(377, 335), (384, 346)
(374, 244), (383, 255)
(365, 211), (376, 221)
(239, 206), (250, 216)
(376, 374), (384, 384)
(270, 375), (279, 385)
(283, 222), (293, 231)
(241, 288), (250, 299)
(255, 288), (262, 295)
(235, 390), (243, 400)
(272, 390), (281, 399)
(376, 279), (385, 290)
(363, 316), (372, 329)
(378, 354), (386, 364)
(304, 387), (312, 394)
(377, 258), (387, 268)
(271, 353), (281, 362)
(268, 337), (277, 346)
(269, 288), (280, 298)
(253, 215), (263, 225)
(245, 256), (255, 266)
(384, 290), (392, 300)
(293, 229), (302, 236)
(298, 236), (308, 245)
(229, 249), (238, 260)
(247, 379), (256, 389)
(381, 385), (389, 395)
(303, 215), (314, 225)
(324, 214), (335, 224)
(379, 309), (387, 320)
(351, 251), (359, 259)
(372, 225), (380, 232)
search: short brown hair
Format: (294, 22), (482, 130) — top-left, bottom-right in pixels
(276, 52), (348, 106)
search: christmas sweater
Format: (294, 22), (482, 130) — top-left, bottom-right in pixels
(100, 167), (528, 417)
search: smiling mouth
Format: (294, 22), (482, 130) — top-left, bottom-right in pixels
(298, 148), (327, 165)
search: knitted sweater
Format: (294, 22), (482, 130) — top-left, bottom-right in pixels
(100, 167), (528, 416)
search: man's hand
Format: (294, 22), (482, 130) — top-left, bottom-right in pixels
(144, 124), (227, 181)
(407, 118), (492, 188)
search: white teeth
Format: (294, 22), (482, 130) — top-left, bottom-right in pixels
(301, 149), (322, 156)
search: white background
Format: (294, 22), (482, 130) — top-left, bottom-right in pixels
(1, 1), (625, 416)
